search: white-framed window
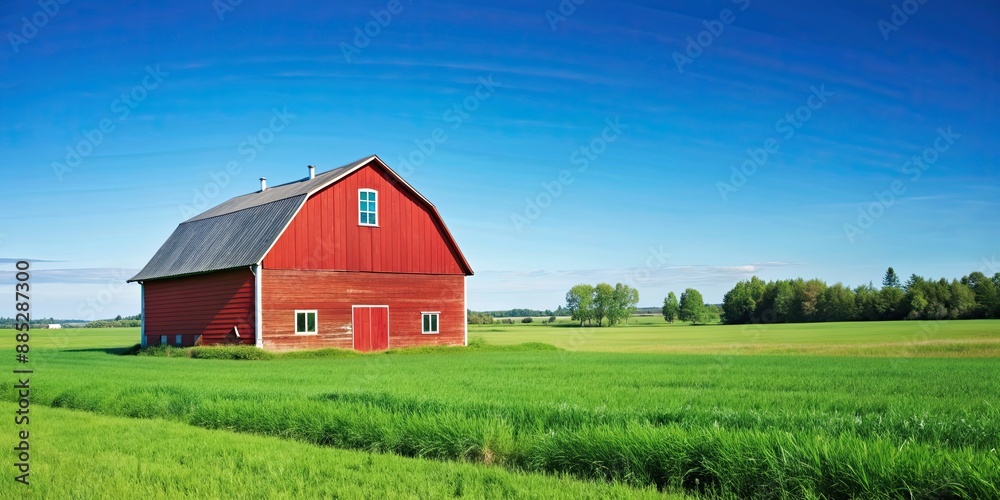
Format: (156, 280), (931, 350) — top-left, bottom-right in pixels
(359, 189), (378, 226)
(175, 335), (183, 346)
(159, 335), (167, 345)
(295, 310), (318, 335)
(422, 312), (440, 334)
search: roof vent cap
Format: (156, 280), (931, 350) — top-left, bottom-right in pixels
(260, 177), (267, 191)
(308, 165), (315, 179)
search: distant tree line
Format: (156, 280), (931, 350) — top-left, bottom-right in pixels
(0, 316), (64, 329)
(564, 283), (640, 326)
(83, 314), (142, 328)
(0, 314), (142, 329)
(479, 308), (560, 318)
(719, 268), (1000, 325)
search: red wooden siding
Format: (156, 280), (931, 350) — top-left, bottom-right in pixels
(262, 162), (467, 275)
(143, 268), (255, 346)
(261, 270), (464, 351)
(353, 306), (389, 351)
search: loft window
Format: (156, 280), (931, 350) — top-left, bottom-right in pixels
(422, 312), (440, 334)
(359, 189), (378, 226)
(295, 310), (317, 335)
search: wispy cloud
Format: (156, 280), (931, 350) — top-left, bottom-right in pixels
(0, 268), (138, 284)
(0, 258), (63, 264)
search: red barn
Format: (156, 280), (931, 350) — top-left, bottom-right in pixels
(128, 155), (473, 351)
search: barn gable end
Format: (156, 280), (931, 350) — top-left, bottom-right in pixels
(262, 161), (467, 274)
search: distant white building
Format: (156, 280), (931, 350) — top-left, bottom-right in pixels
(47, 324), (62, 329)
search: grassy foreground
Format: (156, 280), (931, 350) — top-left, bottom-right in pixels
(0, 404), (671, 499)
(2, 324), (999, 498)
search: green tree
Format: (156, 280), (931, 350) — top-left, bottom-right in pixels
(947, 279), (976, 319)
(679, 288), (707, 325)
(791, 279), (826, 322)
(767, 280), (795, 322)
(964, 272), (999, 319)
(883, 267), (901, 289)
(818, 283), (856, 322)
(853, 283), (879, 321)
(721, 276), (766, 324)
(609, 283), (639, 326)
(878, 286), (905, 320)
(994, 273), (1000, 317)
(662, 292), (679, 323)
(592, 283), (615, 326)
(565, 284), (595, 326)
(908, 292), (929, 319)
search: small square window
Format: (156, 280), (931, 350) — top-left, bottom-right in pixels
(175, 335), (183, 346)
(296, 310), (317, 334)
(159, 335), (167, 345)
(422, 313), (439, 334)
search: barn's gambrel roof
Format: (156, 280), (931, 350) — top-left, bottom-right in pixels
(129, 155), (473, 282)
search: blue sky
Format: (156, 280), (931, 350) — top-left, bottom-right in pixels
(1, 0), (997, 319)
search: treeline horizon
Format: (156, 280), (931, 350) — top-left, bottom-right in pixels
(718, 268), (1000, 325)
(0, 313), (142, 329)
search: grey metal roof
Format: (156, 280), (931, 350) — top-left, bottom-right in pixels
(129, 196), (304, 281)
(129, 157), (371, 282)
(129, 154), (473, 282)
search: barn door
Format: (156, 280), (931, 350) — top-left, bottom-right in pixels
(353, 306), (389, 352)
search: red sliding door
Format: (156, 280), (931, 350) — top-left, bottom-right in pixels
(353, 306), (389, 351)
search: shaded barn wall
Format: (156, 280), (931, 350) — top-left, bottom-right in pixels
(143, 268), (255, 346)
(262, 162), (467, 275)
(261, 270), (464, 351)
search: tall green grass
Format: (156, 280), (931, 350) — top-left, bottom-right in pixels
(7, 344), (999, 498)
(0, 404), (673, 499)
(129, 340), (561, 361)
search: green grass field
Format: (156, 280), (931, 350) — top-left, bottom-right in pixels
(2, 321), (998, 498)
(0, 404), (673, 499)
(474, 316), (1000, 356)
